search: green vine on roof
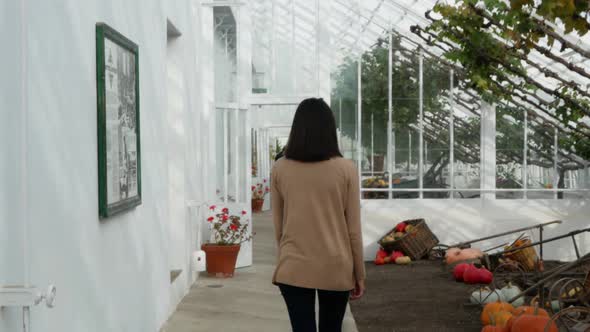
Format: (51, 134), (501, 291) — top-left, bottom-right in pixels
(423, 0), (590, 160)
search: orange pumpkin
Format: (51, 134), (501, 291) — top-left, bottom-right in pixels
(511, 305), (549, 317)
(504, 316), (515, 331)
(491, 311), (513, 327)
(481, 325), (505, 332)
(510, 313), (557, 332)
(481, 301), (515, 325)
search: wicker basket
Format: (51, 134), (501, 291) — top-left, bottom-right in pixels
(378, 219), (439, 260)
(503, 239), (538, 272)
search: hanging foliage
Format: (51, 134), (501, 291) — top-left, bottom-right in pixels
(422, 0), (590, 160)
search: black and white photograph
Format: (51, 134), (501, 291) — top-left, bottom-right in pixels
(105, 38), (138, 203)
(96, 23), (141, 218)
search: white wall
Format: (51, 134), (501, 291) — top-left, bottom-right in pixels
(362, 199), (590, 262)
(0, 0), (26, 329)
(1, 0), (218, 331)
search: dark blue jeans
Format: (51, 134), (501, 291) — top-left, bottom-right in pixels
(277, 283), (350, 332)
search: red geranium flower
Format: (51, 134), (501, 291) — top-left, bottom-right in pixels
(222, 207), (229, 214)
(230, 224), (238, 231)
(263, 179), (267, 183)
(251, 185), (256, 191)
(209, 205), (216, 211)
(241, 210), (247, 215)
(207, 216), (214, 223)
(222, 215), (229, 221)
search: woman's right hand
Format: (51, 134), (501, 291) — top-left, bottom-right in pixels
(349, 279), (365, 301)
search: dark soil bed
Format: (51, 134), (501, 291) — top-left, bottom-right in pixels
(350, 260), (483, 332)
(350, 259), (580, 332)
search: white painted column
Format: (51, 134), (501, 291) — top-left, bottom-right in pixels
(408, 132), (412, 173)
(317, 0), (332, 101)
(553, 127), (558, 199)
(371, 114), (374, 174)
(19, 0), (30, 287)
(523, 110), (528, 199)
(357, 58), (362, 194)
(234, 6), (241, 203)
(387, 30), (393, 199)
(270, 0), (276, 94)
(449, 69), (455, 199)
(223, 109), (229, 202)
(480, 101), (496, 200)
(291, 0), (296, 94)
(338, 98), (342, 146)
(315, 0), (320, 96)
(418, 49), (424, 198)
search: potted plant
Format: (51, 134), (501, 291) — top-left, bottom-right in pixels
(202, 205), (253, 277)
(251, 180), (269, 213)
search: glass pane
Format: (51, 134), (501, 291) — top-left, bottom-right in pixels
(214, 7), (237, 103)
(272, 0), (295, 94)
(215, 109), (226, 201)
(526, 116), (554, 199)
(453, 83), (481, 198)
(422, 57), (450, 198)
(360, 43), (389, 199)
(392, 43), (420, 198)
(558, 130), (589, 199)
(331, 57), (359, 168)
(226, 108), (239, 203)
(251, 0), (271, 94)
(238, 110), (248, 203)
(496, 105), (525, 199)
(294, 0), (317, 94)
(251, 128), (258, 178)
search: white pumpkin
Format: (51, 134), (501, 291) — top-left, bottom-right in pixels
(470, 287), (501, 304)
(499, 282), (525, 307)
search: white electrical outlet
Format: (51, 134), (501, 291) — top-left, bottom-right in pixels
(193, 250), (207, 272)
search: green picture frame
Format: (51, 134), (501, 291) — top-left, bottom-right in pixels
(96, 23), (141, 219)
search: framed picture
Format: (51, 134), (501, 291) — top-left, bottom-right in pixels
(96, 23), (141, 219)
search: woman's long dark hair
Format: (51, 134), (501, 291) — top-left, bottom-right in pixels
(284, 98), (343, 162)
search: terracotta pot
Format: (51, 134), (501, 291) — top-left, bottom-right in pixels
(201, 244), (241, 278)
(251, 198), (264, 213)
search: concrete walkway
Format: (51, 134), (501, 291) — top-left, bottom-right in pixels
(161, 211), (358, 332)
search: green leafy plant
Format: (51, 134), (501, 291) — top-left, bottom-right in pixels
(419, 0), (590, 161)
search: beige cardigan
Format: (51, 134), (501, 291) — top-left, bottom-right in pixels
(271, 157), (365, 291)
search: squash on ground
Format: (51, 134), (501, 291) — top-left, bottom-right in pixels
(481, 325), (505, 332)
(491, 311), (513, 327)
(390, 251), (404, 261)
(464, 265), (493, 285)
(395, 256), (411, 265)
(499, 282), (524, 307)
(511, 304), (549, 318)
(481, 301), (515, 325)
(445, 247), (484, 265)
(453, 263), (472, 281)
(510, 312), (558, 332)
(482, 310), (512, 331)
(470, 287), (501, 305)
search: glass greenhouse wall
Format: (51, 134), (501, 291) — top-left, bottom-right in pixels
(328, 0), (590, 201)
(245, 0), (590, 262)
